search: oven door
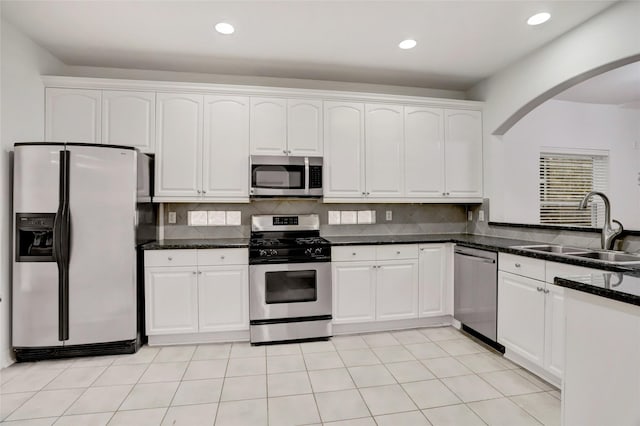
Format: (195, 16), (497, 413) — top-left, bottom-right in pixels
(250, 262), (331, 320)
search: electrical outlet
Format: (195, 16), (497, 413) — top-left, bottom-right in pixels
(468, 211), (473, 221)
(168, 211), (176, 224)
(478, 210), (485, 221)
(385, 210), (392, 221)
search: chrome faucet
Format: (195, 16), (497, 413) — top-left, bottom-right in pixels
(578, 191), (623, 250)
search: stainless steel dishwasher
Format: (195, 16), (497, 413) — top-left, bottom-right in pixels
(454, 246), (503, 352)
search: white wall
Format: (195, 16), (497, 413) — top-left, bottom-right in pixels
(468, 1), (640, 223)
(500, 100), (640, 229)
(0, 18), (66, 367)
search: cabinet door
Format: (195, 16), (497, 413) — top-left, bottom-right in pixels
(544, 283), (565, 379)
(102, 90), (156, 153)
(405, 107), (445, 198)
(250, 97), (287, 155)
(497, 271), (545, 366)
(323, 101), (366, 198)
(444, 109), (483, 197)
(419, 244), (450, 317)
(365, 104), (404, 198)
(288, 99), (323, 156)
(198, 265), (249, 332)
(377, 260), (419, 321)
(203, 95), (250, 200)
(145, 267), (198, 335)
(46, 88), (101, 143)
(332, 261), (376, 324)
(155, 93), (203, 198)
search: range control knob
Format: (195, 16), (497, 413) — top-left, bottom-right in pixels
(304, 248), (313, 256)
(314, 248), (322, 255)
(259, 249), (268, 256)
(269, 249), (278, 256)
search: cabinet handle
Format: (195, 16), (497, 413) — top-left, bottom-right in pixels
(198, 271), (202, 275)
(361, 192), (366, 196)
(288, 150), (292, 154)
(396, 251), (401, 254)
(202, 190), (207, 194)
(536, 287), (544, 292)
(544, 289), (550, 294)
(220, 256), (225, 260)
(197, 190), (201, 194)
(192, 271), (197, 275)
(515, 263), (521, 268)
(168, 257), (173, 261)
(283, 149), (287, 154)
(352, 252), (357, 256)
(366, 192), (370, 196)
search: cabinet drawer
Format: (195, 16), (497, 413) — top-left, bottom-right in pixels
(499, 253), (545, 281)
(197, 248), (248, 266)
(376, 244), (419, 260)
(332, 246), (377, 262)
(145, 249), (197, 267)
(545, 261), (601, 283)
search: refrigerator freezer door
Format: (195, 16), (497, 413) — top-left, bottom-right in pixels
(13, 145), (63, 347)
(65, 145), (138, 345)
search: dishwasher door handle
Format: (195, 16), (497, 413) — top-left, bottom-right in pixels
(455, 252), (496, 264)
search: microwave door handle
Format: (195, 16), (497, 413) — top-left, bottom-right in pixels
(304, 157), (310, 194)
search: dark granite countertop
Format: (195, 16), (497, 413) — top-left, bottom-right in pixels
(141, 238), (249, 250)
(555, 271), (640, 307)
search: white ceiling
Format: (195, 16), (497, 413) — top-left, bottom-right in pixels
(554, 60), (640, 107)
(1, 1), (616, 91)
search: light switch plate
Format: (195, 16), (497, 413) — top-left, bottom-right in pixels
(188, 211), (208, 226)
(168, 211), (177, 224)
(226, 211), (242, 226)
(479, 210), (485, 221)
(341, 211), (357, 225)
(468, 211), (473, 221)
(385, 210), (392, 221)
(208, 211), (226, 226)
(328, 211), (341, 225)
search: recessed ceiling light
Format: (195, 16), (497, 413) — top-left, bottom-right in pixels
(527, 12), (551, 26)
(215, 22), (235, 35)
(399, 39), (417, 50)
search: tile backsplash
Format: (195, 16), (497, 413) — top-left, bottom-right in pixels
(162, 200), (469, 239)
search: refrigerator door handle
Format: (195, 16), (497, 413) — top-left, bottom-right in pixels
(53, 149), (71, 342)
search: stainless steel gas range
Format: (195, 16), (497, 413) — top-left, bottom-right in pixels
(249, 214), (332, 344)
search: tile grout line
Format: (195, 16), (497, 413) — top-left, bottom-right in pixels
(158, 345), (198, 425)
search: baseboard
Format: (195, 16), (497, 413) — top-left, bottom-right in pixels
(147, 330), (250, 346)
(503, 348), (561, 389)
(332, 316), (453, 335)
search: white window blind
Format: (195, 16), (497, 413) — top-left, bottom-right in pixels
(539, 152), (609, 227)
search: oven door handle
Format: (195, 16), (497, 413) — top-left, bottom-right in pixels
(304, 156), (310, 195)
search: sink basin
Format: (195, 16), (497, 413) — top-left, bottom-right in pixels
(511, 244), (640, 265)
(570, 251), (640, 264)
(511, 245), (589, 254)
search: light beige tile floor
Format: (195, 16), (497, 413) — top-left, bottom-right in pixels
(0, 327), (560, 425)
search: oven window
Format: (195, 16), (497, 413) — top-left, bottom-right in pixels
(265, 270), (317, 304)
(252, 165), (304, 189)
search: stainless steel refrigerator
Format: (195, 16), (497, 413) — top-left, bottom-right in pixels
(12, 142), (154, 361)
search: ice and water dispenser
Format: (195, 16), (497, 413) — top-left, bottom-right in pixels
(15, 213), (55, 262)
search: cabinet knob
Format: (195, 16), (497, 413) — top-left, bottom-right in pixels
(544, 289), (550, 294)
(396, 251), (401, 254)
(361, 192), (366, 196)
(283, 149), (287, 154)
(192, 271), (197, 275)
(168, 257), (173, 261)
(202, 190), (207, 194)
(198, 271), (202, 275)
(366, 192), (370, 196)
(287, 150), (292, 154)
(352, 252), (357, 256)
(197, 190), (201, 194)
(220, 256), (225, 260)
(536, 286), (544, 292)
(515, 263), (521, 268)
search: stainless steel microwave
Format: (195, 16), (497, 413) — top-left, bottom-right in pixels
(250, 155), (323, 197)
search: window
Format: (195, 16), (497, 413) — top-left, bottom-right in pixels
(539, 150), (609, 227)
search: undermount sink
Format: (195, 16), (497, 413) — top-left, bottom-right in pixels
(570, 251), (640, 264)
(511, 245), (589, 254)
(511, 245), (640, 265)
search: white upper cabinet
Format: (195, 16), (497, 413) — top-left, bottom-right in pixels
(102, 90), (156, 152)
(323, 101), (366, 198)
(202, 95), (250, 200)
(287, 99), (323, 155)
(444, 109), (483, 198)
(405, 107), (445, 198)
(250, 97), (287, 155)
(46, 88), (101, 143)
(250, 97), (323, 156)
(365, 104), (404, 198)
(155, 93), (203, 198)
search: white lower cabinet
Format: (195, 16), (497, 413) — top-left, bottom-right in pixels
(498, 253), (603, 384)
(144, 248), (248, 342)
(332, 261), (376, 324)
(332, 244), (447, 326)
(145, 266), (199, 335)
